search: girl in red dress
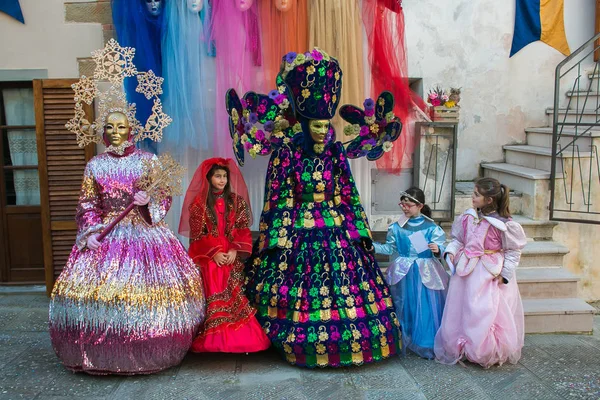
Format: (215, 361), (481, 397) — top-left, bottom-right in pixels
(179, 158), (270, 353)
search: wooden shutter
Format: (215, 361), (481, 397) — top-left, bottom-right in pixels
(34, 79), (95, 295)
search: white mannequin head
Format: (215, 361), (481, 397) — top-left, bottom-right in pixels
(275, 0), (293, 12)
(236, 0), (254, 12)
(187, 0), (204, 12)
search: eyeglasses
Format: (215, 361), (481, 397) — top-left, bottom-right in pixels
(399, 199), (418, 208)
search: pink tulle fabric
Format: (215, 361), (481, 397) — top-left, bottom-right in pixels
(434, 213), (526, 368)
(210, 0), (263, 157)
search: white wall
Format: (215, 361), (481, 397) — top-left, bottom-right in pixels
(0, 0), (103, 78)
(404, 0), (596, 180)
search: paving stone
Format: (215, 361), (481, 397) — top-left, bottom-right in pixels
(399, 353), (491, 400)
(0, 292), (599, 399)
(519, 345), (600, 399)
(0, 307), (49, 332)
(464, 362), (561, 400)
(0, 294), (49, 308)
(347, 356), (424, 397)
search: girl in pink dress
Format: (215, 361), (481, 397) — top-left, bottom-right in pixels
(434, 177), (527, 368)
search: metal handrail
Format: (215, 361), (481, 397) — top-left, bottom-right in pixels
(550, 32), (600, 224)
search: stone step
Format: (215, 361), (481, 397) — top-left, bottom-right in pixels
(439, 214), (556, 240)
(376, 240), (568, 269)
(481, 163), (550, 219)
(503, 144), (592, 174)
(566, 90), (600, 97)
(517, 267), (579, 299)
(373, 213), (557, 240)
(519, 241), (569, 268)
(523, 298), (595, 334)
(525, 126), (599, 149)
(545, 107), (600, 125)
(587, 72), (600, 80)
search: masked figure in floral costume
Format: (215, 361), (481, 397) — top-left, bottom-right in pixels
(226, 49), (403, 367)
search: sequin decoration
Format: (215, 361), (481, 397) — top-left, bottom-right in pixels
(245, 140), (401, 368)
(49, 148), (206, 375)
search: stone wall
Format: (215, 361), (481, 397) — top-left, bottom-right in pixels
(64, 0), (114, 76)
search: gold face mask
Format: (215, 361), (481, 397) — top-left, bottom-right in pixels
(104, 112), (130, 147)
(308, 119), (330, 144)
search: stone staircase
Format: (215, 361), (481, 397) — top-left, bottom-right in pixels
(372, 187), (594, 334)
(475, 72), (599, 334)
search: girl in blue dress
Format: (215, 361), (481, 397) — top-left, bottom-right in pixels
(374, 187), (448, 359)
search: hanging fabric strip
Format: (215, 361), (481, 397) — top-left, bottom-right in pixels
(210, 0), (263, 158)
(158, 0), (216, 236)
(308, 0), (364, 140)
(259, 0), (310, 85)
(361, 0), (427, 172)
(111, 0), (165, 153)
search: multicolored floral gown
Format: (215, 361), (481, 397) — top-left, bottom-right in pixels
(188, 194), (270, 353)
(49, 148), (206, 375)
(245, 141), (401, 367)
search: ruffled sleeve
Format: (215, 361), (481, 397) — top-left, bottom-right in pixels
(188, 202), (223, 264)
(500, 220), (527, 282)
(75, 162), (105, 250)
(230, 195), (253, 255)
(374, 224), (398, 256)
(444, 213), (467, 257)
(430, 224), (446, 257)
(332, 142), (372, 241)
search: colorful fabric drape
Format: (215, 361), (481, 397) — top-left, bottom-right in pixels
(259, 0), (309, 84)
(111, 0), (165, 153)
(158, 0), (216, 237)
(210, 0), (263, 157)
(510, 0), (571, 57)
(361, 0), (427, 172)
(309, 0), (364, 140)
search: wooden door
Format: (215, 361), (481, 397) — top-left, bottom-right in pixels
(0, 81), (44, 284)
(34, 79), (94, 295)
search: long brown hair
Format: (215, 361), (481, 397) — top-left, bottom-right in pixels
(475, 177), (511, 218)
(206, 164), (232, 223)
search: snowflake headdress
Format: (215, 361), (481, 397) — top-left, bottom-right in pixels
(66, 39), (171, 147)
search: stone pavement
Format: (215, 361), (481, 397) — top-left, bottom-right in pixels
(0, 289), (599, 400)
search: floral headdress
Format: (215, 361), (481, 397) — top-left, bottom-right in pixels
(225, 48), (403, 165)
(277, 48), (342, 120)
(65, 39), (172, 150)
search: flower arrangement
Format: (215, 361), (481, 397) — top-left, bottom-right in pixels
(427, 86), (461, 108)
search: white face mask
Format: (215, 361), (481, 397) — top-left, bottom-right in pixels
(237, 0), (254, 12)
(145, 0), (163, 16)
(187, 0), (203, 12)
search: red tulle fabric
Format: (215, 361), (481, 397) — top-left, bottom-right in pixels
(179, 158), (252, 237)
(361, 0), (427, 172)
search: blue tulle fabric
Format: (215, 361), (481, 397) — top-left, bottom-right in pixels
(156, 0), (217, 238)
(111, 0), (165, 153)
(160, 0), (215, 152)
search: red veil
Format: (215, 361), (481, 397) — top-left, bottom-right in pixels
(178, 158), (252, 237)
(361, 0), (427, 172)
